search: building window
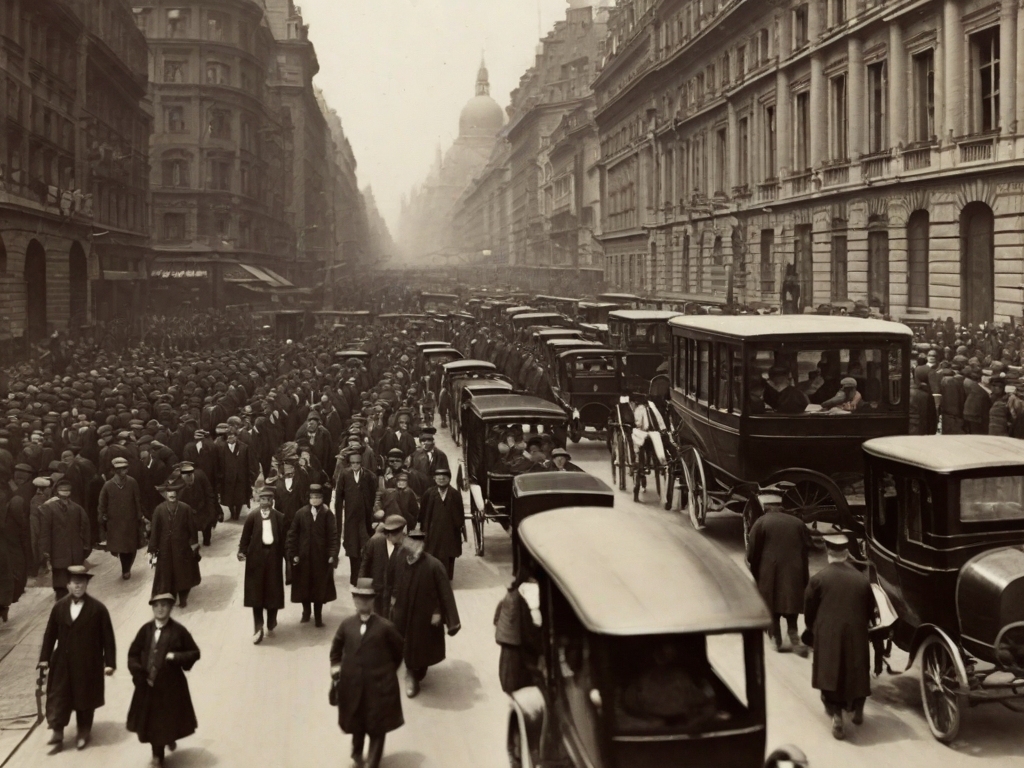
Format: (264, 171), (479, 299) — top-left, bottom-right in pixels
(163, 60), (187, 83)
(738, 116), (749, 187)
(831, 232), (848, 301)
(736, 45), (746, 78)
(867, 62), (887, 153)
(134, 9), (151, 34)
(209, 159), (231, 191)
(205, 62), (230, 85)
(214, 213), (230, 238)
(794, 4), (809, 48)
(831, 74), (848, 160)
(207, 11), (230, 42)
(759, 229), (774, 296)
(208, 110), (231, 140)
(165, 106), (186, 133)
(715, 128), (727, 194)
(758, 29), (770, 63)
(764, 105), (777, 179)
(831, 0), (846, 27)
(795, 92), (811, 170)
(163, 212), (186, 241)
(161, 159), (189, 188)
(912, 49), (935, 142)
(907, 210), (930, 308)
(971, 27), (1000, 133)
(240, 165), (250, 196)
(167, 9), (189, 38)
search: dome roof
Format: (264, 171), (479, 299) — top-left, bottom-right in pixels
(459, 59), (504, 138)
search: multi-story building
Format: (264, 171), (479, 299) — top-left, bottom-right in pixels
(136, 0), (295, 309)
(595, 0), (1024, 322)
(450, 137), (512, 266)
(0, 0), (151, 354)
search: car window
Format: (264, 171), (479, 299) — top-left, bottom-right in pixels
(961, 476), (1024, 522)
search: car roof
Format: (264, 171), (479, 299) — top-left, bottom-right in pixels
(534, 328), (582, 337)
(504, 306), (535, 315)
(519, 508), (771, 635)
(416, 340), (450, 348)
(513, 473), (613, 498)
(335, 350), (369, 358)
(546, 339), (603, 348)
(609, 310), (684, 321)
(669, 315), (913, 339)
(461, 379), (514, 393)
(556, 347), (617, 360)
(864, 436), (1024, 473)
(442, 359), (496, 372)
(513, 312), (566, 321)
(423, 347), (460, 356)
(467, 394), (568, 421)
(578, 302), (619, 309)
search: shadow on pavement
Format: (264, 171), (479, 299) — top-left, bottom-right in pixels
(185, 574), (238, 613)
(87, 720), (132, 747)
(381, 751), (427, 768)
(843, 711), (917, 747)
(268, 622), (337, 650)
(167, 745), (219, 767)
(417, 659), (484, 712)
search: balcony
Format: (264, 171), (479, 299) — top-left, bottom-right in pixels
(757, 179), (779, 202)
(861, 152), (891, 179)
(789, 170), (812, 195)
(958, 134), (996, 164)
(902, 145), (933, 171)
(821, 163), (849, 187)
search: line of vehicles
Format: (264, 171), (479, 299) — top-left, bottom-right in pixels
(364, 288), (1024, 763)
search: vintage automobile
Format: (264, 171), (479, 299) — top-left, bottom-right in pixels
(534, 295), (580, 317)
(550, 348), (625, 443)
(863, 435), (1024, 742)
(419, 292), (461, 312)
(542, 338), (606, 374)
(509, 506), (808, 768)
(420, 346), (464, 393)
(597, 292), (645, 309)
(512, 312), (576, 339)
(457, 394), (569, 556)
(531, 328), (585, 357)
(607, 310), (682, 393)
(668, 315), (912, 535)
(450, 378), (516, 445)
(509, 473), (614, 572)
(577, 301), (619, 325)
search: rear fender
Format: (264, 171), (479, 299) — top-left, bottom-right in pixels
(905, 625), (968, 680)
(508, 686), (547, 768)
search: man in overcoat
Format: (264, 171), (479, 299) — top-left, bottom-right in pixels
(286, 485), (340, 627)
(746, 500), (810, 655)
(215, 431), (253, 521)
(335, 450), (378, 586)
(1, 481), (33, 617)
(238, 484), (286, 644)
(181, 429), (217, 490)
(37, 566), (115, 752)
(272, 458), (307, 535)
(358, 514), (406, 616)
(38, 477), (91, 600)
(98, 456), (145, 579)
(148, 476), (201, 608)
(381, 471), (419, 531)
(420, 467), (464, 580)
(127, 594), (201, 767)
(803, 533), (875, 740)
(545, 447), (584, 472)
(178, 463), (218, 546)
(330, 578), (404, 768)
(137, 444), (170, 522)
(391, 527), (461, 698)
(409, 427), (449, 477)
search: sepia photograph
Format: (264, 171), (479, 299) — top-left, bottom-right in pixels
(2, 1), (1024, 767)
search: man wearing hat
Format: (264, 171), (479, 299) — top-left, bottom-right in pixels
(987, 374), (1010, 436)
(178, 462), (218, 547)
(358, 515), (407, 616)
(215, 429), (254, 522)
(545, 448), (583, 472)
(746, 498), (811, 656)
(908, 366), (938, 435)
(272, 456), (307, 538)
(379, 448), (407, 492)
(286, 485), (340, 627)
(137, 442), (171, 522)
(377, 412), (416, 461)
(149, 476), (202, 608)
(27, 475), (53, 576)
(391, 526), (461, 698)
(330, 577), (405, 768)
(98, 456), (146, 579)
(182, 429), (217, 493)
(419, 466), (464, 581)
(335, 449), (379, 587)
(940, 357), (968, 434)
(821, 377), (862, 411)
(380, 470), (419, 532)
(238, 483), (286, 644)
(38, 477), (91, 600)
(296, 412), (335, 481)
(963, 369), (994, 434)
(126, 593), (201, 766)
(803, 533), (874, 740)
(409, 427), (449, 478)
(37, 565), (116, 752)
(1, 468), (34, 617)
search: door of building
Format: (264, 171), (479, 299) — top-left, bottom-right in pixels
(868, 230), (890, 314)
(960, 202), (994, 326)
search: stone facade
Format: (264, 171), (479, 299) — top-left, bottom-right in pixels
(594, 0), (1024, 322)
(0, 0), (151, 354)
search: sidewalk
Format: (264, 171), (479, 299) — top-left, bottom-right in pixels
(0, 553), (124, 766)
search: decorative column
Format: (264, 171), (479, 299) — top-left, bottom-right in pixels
(889, 24), (908, 149)
(810, 53), (827, 167)
(777, 69), (793, 178)
(808, 0), (823, 42)
(727, 100), (739, 192)
(999, 0), (1017, 134)
(943, 0), (963, 140)
(848, 36), (865, 160)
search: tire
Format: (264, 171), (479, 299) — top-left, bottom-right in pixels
(776, 472), (849, 527)
(613, 430), (628, 491)
(470, 497), (485, 557)
(680, 447), (708, 530)
(919, 635), (968, 743)
(569, 424), (582, 443)
(508, 722), (524, 768)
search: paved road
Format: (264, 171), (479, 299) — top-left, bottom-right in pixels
(1, 424), (1023, 768)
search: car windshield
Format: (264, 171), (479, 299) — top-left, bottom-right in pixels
(960, 475), (1024, 522)
(612, 322), (672, 354)
(572, 355), (617, 375)
(751, 345), (902, 416)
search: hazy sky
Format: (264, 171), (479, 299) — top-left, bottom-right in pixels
(296, 0), (573, 233)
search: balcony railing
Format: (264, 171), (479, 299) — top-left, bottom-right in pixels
(790, 171), (812, 195)
(902, 145), (933, 171)
(958, 134), (996, 163)
(821, 163), (849, 187)
(757, 179), (779, 202)
(861, 152), (891, 179)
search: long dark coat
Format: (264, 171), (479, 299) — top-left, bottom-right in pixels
(182, 440), (218, 488)
(38, 498), (90, 570)
(409, 447), (450, 478)
(421, 486), (464, 561)
(804, 561), (874, 701)
(138, 458), (171, 520)
(272, 476), (308, 535)
(98, 476), (145, 554)
(746, 510), (810, 615)
(126, 619), (200, 745)
(149, 502), (201, 595)
(0, 490), (32, 605)
(381, 488), (419, 531)
(358, 534), (402, 616)
(239, 510), (286, 610)
(392, 551), (461, 670)
(286, 505), (340, 604)
(330, 614), (404, 736)
(179, 470), (218, 530)
(40, 594), (116, 722)
(377, 430), (417, 461)
(216, 442), (253, 507)
(335, 468), (378, 559)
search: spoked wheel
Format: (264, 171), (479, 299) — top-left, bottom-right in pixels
(679, 447), (708, 530)
(775, 471), (849, 528)
(612, 429), (628, 491)
(470, 498), (485, 557)
(919, 635), (968, 743)
(508, 723), (524, 768)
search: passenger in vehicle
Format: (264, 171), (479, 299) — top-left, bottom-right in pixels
(748, 380), (767, 414)
(617, 640), (720, 730)
(820, 377), (862, 411)
(764, 367), (810, 414)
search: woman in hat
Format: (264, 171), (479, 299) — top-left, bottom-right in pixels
(419, 466), (464, 581)
(148, 476), (201, 608)
(127, 593), (200, 767)
(238, 483), (286, 644)
(330, 578), (404, 768)
(38, 477), (91, 600)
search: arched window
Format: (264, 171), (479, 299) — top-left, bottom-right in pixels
(907, 210), (929, 308)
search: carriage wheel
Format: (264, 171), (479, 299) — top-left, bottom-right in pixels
(569, 422), (582, 443)
(612, 430), (628, 491)
(470, 498), (485, 557)
(653, 458), (664, 499)
(919, 635), (968, 743)
(776, 472), (848, 527)
(507, 723), (524, 768)
(680, 447), (708, 530)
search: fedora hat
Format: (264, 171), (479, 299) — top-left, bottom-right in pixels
(382, 514), (407, 532)
(67, 565), (93, 580)
(351, 577), (376, 596)
(149, 593), (176, 606)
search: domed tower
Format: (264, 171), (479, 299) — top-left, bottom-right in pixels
(459, 59), (505, 138)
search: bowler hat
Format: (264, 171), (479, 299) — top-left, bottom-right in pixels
(382, 514), (407, 532)
(149, 593), (176, 606)
(387, 448), (405, 460)
(433, 466), (452, 477)
(308, 484), (324, 496)
(351, 577), (376, 596)
(551, 448), (571, 459)
(111, 457), (129, 469)
(67, 565), (93, 580)
(408, 525), (426, 540)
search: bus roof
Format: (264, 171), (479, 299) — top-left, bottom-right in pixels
(669, 315), (914, 339)
(609, 310), (683, 321)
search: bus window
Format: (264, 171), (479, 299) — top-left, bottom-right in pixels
(697, 342), (710, 403)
